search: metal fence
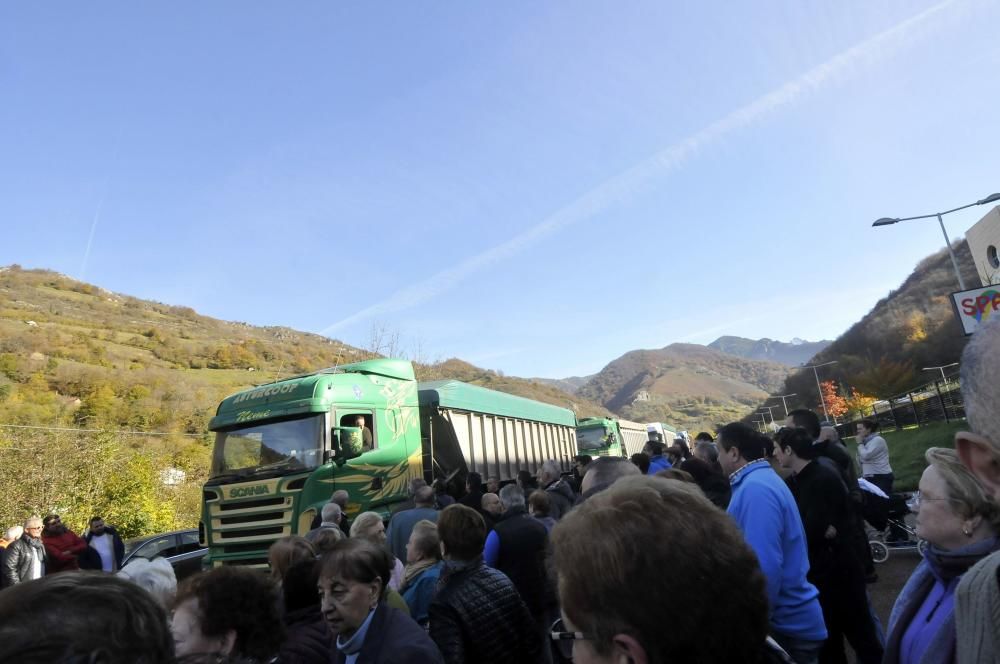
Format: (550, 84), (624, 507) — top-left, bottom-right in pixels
(835, 372), (965, 437)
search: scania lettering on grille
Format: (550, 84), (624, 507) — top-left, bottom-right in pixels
(229, 485), (271, 498)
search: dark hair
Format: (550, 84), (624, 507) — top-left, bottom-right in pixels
(437, 504), (486, 560)
(678, 457), (713, 485)
(282, 559), (321, 613)
(173, 567), (284, 661)
(516, 470), (538, 489)
(645, 441), (665, 456)
(775, 427), (816, 460)
(552, 477), (769, 663)
(89, 516), (104, 525)
(671, 439), (690, 458)
(760, 434), (775, 459)
(466, 472), (483, 491)
(859, 419), (879, 433)
(43, 514), (60, 527)
(630, 452), (650, 475)
(413, 485), (436, 507)
(0, 572), (173, 662)
(319, 538), (392, 599)
(574, 455), (593, 465)
(694, 432), (714, 443)
(654, 468), (694, 483)
(787, 409), (821, 439)
(717, 423), (765, 461)
(528, 490), (551, 516)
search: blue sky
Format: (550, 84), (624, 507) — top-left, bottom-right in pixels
(3, 1), (999, 378)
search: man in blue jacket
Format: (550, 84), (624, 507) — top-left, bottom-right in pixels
(717, 422), (827, 664)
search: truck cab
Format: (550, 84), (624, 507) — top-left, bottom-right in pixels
(200, 358), (423, 567)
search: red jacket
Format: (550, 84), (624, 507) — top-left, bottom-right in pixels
(42, 529), (88, 573)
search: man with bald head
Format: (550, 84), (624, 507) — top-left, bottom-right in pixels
(386, 485), (439, 562)
(953, 317), (1000, 662)
(580, 456), (641, 500)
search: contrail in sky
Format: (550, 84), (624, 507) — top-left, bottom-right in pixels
(321, 0), (965, 336)
(79, 126), (123, 281)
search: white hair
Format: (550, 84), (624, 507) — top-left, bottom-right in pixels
(321, 502), (342, 524)
(962, 315), (1000, 453)
(540, 460), (561, 480)
(117, 557), (177, 608)
(330, 490), (349, 507)
(350, 511), (383, 539)
(5, 525), (23, 541)
(498, 485), (525, 510)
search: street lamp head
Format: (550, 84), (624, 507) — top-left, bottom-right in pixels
(977, 193), (1000, 205)
(873, 217), (900, 227)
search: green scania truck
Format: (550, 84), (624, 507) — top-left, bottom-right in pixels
(575, 417), (649, 458)
(200, 358), (577, 567)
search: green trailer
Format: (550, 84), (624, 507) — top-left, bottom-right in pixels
(200, 359), (576, 567)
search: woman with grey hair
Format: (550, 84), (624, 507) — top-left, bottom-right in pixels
(351, 511), (404, 591)
(399, 520), (442, 626)
(350, 511), (411, 615)
(884, 447), (1000, 664)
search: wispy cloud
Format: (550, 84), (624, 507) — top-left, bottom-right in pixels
(79, 125), (123, 281)
(321, 0), (964, 337)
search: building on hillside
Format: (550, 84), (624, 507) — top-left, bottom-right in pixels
(965, 205), (1000, 286)
(633, 390), (650, 403)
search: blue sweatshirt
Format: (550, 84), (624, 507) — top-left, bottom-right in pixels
(727, 460), (827, 642)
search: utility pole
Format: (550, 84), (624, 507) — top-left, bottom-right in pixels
(921, 363), (959, 383)
(771, 393), (797, 417)
(801, 361), (838, 421)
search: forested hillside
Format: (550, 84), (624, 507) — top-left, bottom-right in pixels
(576, 343), (789, 432)
(0, 266), (594, 536)
(751, 241), (980, 421)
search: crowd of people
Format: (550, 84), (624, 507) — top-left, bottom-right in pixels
(3, 318), (1000, 663)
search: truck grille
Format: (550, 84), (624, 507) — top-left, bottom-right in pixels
(207, 493), (295, 560)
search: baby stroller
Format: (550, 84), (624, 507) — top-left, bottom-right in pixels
(859, 479), (926, 563)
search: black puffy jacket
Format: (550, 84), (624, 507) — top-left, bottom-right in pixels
(278, 605), (333, 664)
(428, 559), (542, 664)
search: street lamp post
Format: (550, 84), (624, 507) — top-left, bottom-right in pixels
(922, 363), (959, 383)
(873, 192), (1000, 291)
(770, 393), (798, 417)
(801, 361), (838, 422)
(758, 406), (777, 426)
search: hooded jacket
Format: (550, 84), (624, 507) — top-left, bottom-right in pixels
(543, 478), (575, 520)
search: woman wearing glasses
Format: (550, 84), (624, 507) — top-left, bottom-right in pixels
(884, 447), (1000, 664)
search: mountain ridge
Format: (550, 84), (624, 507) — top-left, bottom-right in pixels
(708, 335), (832, 367)
(575, 342), (790, 432)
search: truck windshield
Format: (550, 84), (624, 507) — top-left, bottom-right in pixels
(211, 414), (323, 479)
(577, 426), (612, 451)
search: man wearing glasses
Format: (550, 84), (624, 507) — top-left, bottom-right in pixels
(2, 517), (47, 586)
(41, 514), (88, 574)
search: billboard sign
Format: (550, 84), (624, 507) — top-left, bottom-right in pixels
(951, 285), (1000, 336)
